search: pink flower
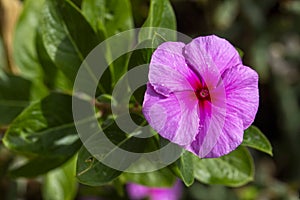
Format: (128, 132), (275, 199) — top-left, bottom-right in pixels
(126, 180), (183, 200)
(142, 35), (259, 158)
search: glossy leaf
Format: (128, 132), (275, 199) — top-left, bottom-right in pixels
(193, 146), (254, 187)
(76, 146), (122, 186)
(242, 125), (273, 156)
(0, 74), (31, 125)
(36, 28), (73, 91)
(3, 92), (82, 176)
(175, 151), (194, 186)
(138, 0), (176, 43)
(41, 0), (100, 84)
(76, 114), (157, 186)
(43, 156), (78, 200)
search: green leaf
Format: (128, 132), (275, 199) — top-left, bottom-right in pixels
(82, 0), (134, 87)
(76, 114), (158, 186)
(127, 40), (153, 71)
(82, 0), (133, 37)
(13, 0), (49, 99)
(3, 92), (82, 176)
(9, 157), (70, 178)
(0, 74), (31, 125)
(122, 167), (176, 187)
(41, 0), (100, 84)
(127, 40), (153, 105)
(193, 146), (254, 187)
(242, 125), (273, 156)
(13, 0), (45, 80)
(76, 146), (122, 186)
(36, 28), (73, 91)
(43, 156), (78, 200)
(175, 151), (194, 186)
(138, 0), (176, 43)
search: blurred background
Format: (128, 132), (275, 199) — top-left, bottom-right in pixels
(1, 0), (300, 199)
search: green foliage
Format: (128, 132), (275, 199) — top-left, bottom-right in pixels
(43, 156), (78, 200)
(123, 167), (176, 187)
(242, 125), (273, 156)
(0, 0), (274, 197)
(193, 146), (254, 187)
(139, 0), (176, 42)
(0, 74), (30, 125)
(82, 0), (133, 37)
(76, 146), (122, 186)
(3, 93), (82, 176)
(41, 0), (99, 84)
(175, 150), (195, 186)
(13, 0), (45, 80)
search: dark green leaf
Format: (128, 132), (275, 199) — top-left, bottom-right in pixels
(193, 146), (254, 187)
(9, 157), (69, 177)
(36, 28), (73, 91)
(43, 156), (77, 200)
(122, 167), (176, 187)
(76, 114), (158, 186)
(41, 0), (100, 84)
(242, 125), (273, 156)
(127, 40), (153, 71)
(0, 74), (31, 125)
(127, 40), (153, 105)
(3, 92), (82, 176)
(138, 0), (176, 43)
(175, 151), (194, 186)
(76, 146), (122, 186)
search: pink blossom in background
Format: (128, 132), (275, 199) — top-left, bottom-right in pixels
(143, 35), (259, 158)
(126, 180), (183, 200)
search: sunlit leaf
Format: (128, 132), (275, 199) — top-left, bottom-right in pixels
(175, 150), (194, 186)
(41, 0), (100, 84)
(138, 0), (176, 43)
(43, 156), (78, 200)
(242, 125), (273, 156)
(193, 146), (254, 187)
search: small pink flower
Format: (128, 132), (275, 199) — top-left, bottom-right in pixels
(143, 35), (259, 158)
(126, 180), (183, 200)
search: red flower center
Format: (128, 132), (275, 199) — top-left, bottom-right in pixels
(195, 87), (210, 101)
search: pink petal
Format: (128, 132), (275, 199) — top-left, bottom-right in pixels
(183, 38), (221, 90)
(185, 35), (242, 75)
(127, 183), (150, 200)
(222, 65), (259, 129)
(143, 84), (199, 146)
(149, 42), (200, 96)
(185, 101), (244, 158)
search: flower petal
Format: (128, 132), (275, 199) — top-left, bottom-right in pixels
(126, 183), (149, 200)
(183, 38), (221, 89)
(185, 101), (244, 158)
(222, 65), (259, 128)
(149, 42), (200, 96)
(149, 180), (183, 200)
(185, 35), (242, 76)
(143, 84), (199, 146)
